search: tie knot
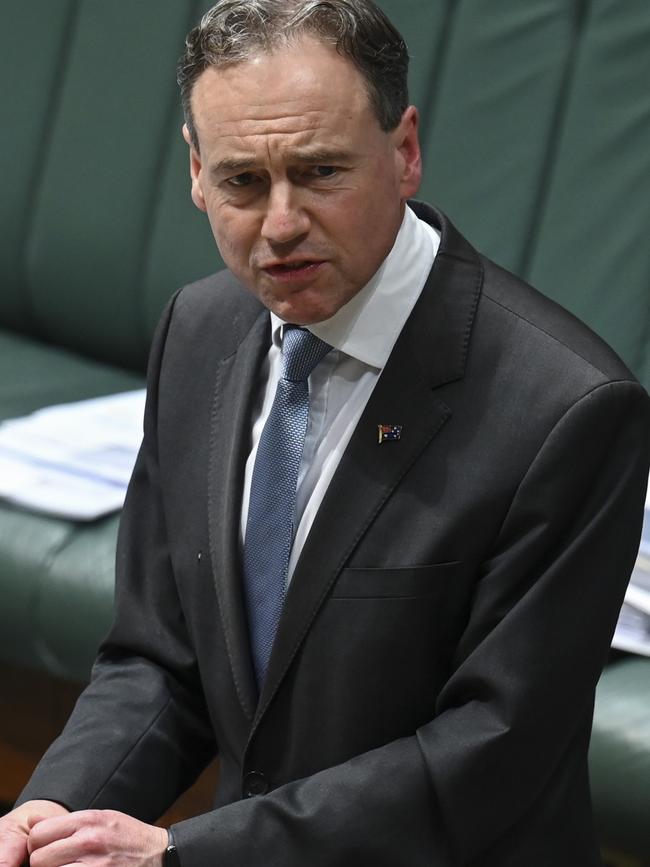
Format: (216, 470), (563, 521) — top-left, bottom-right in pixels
(281, 326), (332, 382)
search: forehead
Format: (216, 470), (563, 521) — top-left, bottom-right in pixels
(190, 37), (376, 149)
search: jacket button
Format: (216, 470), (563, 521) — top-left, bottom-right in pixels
(243, 770), (269, 797)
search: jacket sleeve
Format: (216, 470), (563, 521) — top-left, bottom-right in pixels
(16, 291), (217, 821)
(169, 378), (650, 866)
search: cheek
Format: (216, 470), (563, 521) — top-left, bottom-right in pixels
(329, 173), (399, 236)
(206, 207), (256, 268)
(329, 190), (398, 265)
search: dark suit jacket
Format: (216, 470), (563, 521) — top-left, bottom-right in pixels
(20, 204), (650, 865)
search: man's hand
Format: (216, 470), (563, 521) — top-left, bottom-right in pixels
(0, 801), (69, 867)
(26, 809), (168, 867)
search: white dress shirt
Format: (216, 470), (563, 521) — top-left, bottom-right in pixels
(241, 204), (440, 582)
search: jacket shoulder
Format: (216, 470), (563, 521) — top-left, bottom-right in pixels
(479, 256), (638, 386)
(169, 269), (266, 357)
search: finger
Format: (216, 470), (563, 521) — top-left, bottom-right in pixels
(29, 811), (114, 866)
(25, 812), (66, 833)
(27, 816), (77, 856)
(28, 835), (86, 867)
(12, 802), (70, 836)
(25, 815), (50, 831)
(0, 830), (29, 867)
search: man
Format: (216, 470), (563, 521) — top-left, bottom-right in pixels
(2, 1), (649, 865)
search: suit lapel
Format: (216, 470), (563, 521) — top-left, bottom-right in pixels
(255, 206), (484, 718)
(207, 309), (269, 721)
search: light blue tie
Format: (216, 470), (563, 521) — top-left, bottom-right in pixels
(243, 326), (332, 687)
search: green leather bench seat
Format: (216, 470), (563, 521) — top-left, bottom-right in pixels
(591, 657), (650, 856)
(0, 328), (141, 680)
(1, 0), (650, 856)
(0, 331), (142, 424)
(0, 0), (220, 679)
(0, 503), (119, 682)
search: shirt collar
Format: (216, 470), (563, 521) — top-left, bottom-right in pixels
(270, 204), (440, 368)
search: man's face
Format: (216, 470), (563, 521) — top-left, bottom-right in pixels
(184, 36), (422, 324)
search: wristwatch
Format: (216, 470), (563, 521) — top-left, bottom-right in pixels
(164, 828), (181, 867)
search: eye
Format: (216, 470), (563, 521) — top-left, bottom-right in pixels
(311, 166), (337, 178)
(227, 172), (257, 188)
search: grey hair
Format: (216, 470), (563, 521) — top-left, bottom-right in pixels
(177, 0), (409, 150)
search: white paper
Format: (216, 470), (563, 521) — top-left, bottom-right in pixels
(612, 491), (650, 656)
(0, 390), (145, 521)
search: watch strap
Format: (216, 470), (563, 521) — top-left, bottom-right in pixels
(164, 827), (181, 867)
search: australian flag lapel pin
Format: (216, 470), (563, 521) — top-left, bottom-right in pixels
(378, 424), (403, 444)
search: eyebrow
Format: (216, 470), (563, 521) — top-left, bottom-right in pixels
(209, 147), (354, 179)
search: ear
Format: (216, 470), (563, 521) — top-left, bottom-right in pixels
(182, 123), (207, 213)
(393, 106), (422, 200)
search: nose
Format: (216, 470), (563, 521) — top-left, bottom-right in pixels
(261, 182), (310, 245)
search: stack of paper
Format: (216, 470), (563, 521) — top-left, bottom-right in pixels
(0, 390), (145, 521)
(612, 485), (650, 656)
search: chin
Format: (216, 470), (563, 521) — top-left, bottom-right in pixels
(267, 292), (343, 326)
(271, 306), (329, 326)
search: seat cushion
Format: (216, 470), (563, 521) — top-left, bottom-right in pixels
(0, 330), (143, 680)
(0, 330), (142, 423)
(590, 656), (650, 855)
